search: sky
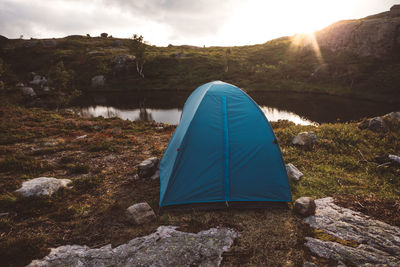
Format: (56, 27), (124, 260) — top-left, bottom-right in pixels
(0, 0), (398, 46)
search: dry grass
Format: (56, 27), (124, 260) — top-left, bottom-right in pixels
(0, 103), (399, 266)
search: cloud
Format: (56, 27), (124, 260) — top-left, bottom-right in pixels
(0, 0), (240, 44)
(102, 0), (240, 39)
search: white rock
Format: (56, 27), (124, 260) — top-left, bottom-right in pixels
(384, 111), (400, 121)
(29, 75), (47, 86)
(20, 86), (36, 97)
(137, 157), (159, 178)
(286, 163), (303, 181)
(75, 135), (87, 140)
(292, 132), (318, 146)
(28, 226), (237, 267)
(304, 197), (400, 266)
(15, 177), (72, 197)
(126, 202), (156, 224)
(388, 154), (400, 164)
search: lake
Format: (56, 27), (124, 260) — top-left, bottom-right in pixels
(75, 91), (399, 125)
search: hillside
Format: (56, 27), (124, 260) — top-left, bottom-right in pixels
(0, 6), (399, 104)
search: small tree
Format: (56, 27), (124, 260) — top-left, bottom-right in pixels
(129, 34), (146, 78)
(48, 61), (70, 91)
(47, 61), (80, 109)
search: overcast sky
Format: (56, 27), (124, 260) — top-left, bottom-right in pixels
(0, 0), (398, 46)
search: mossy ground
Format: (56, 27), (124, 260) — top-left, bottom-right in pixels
(0, 96), (399, 266)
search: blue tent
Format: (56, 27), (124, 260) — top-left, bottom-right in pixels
(159, 81), (292, 207)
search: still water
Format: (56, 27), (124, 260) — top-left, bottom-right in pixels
(75, 91), (399, 126)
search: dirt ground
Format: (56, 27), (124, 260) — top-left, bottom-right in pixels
(1, 104), (399, 266)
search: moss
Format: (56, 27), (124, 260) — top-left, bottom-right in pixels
(313, 229), (359, 248)
(0, 155), (51, 175)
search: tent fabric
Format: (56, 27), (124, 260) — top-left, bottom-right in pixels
(159, 81), (292, 207)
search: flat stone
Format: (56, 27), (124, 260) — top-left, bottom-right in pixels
(286, 163), (303, 181)
(28, 226), (237, 267)
(15, 177), (72, 197)
(137, 157), (159, 178)
(126, 202), (156, 224)
(294, 197), (316, 216)
(304, 197), (400, 266)
(292, 132), (318, 146)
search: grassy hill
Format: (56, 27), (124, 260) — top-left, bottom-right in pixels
(0, 34), (399, 103)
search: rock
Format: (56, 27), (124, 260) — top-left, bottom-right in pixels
(315, 7), (400, 57)
(28, 226), (237, 267)
(91, 75), (105, 88)
(285, 163), (303, 181)
(137, 157), (159, 178)
(113, 54), (135, 74)
(29, 75), (47, 87)
(359, 117), (387, 132)
(20, 86), (36, 97)
(384, 111), (400, 121)
(150, 170), (160, 180)
(294, 197), (316, 216)
(303, 261), (317, 267)
(292, 131), (318, 146)
(75, 135), (87, 140)
(126, 202), (156, 224)
(15, 177), (72, 197)
(303, 197), (400, 266)
(388, 154), (400, 165)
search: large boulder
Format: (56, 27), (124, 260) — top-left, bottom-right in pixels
(28, 226), (237, 266)
(315, 7), (400, 57)
(20, 86), (36, 97)
(91, 75), (105, 88)
(303, 197), (400, 266)
(359, 117), (387, 132)
(384, 111), (400, 121)
(292, 132), (318, 146)
(285, 163), (303, 181)
(15, 177), (72, 197)
(29, 75), (47, 87)
(126, 202), (156, 224)
(137, 157), (159, 178)
(293, 197), (316, 216)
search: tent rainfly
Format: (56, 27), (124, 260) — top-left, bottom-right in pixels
(159, 81), (292, 207)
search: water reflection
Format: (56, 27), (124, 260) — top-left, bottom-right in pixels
(79, 105), (315, 125)
(75, 91), (399, 126)
(79, 106), (182, 125)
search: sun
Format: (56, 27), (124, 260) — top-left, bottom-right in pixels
(219, 0), (348, 46)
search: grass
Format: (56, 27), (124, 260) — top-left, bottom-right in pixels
(1, 34), (399, 103)
(0, 103), (398, 266)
